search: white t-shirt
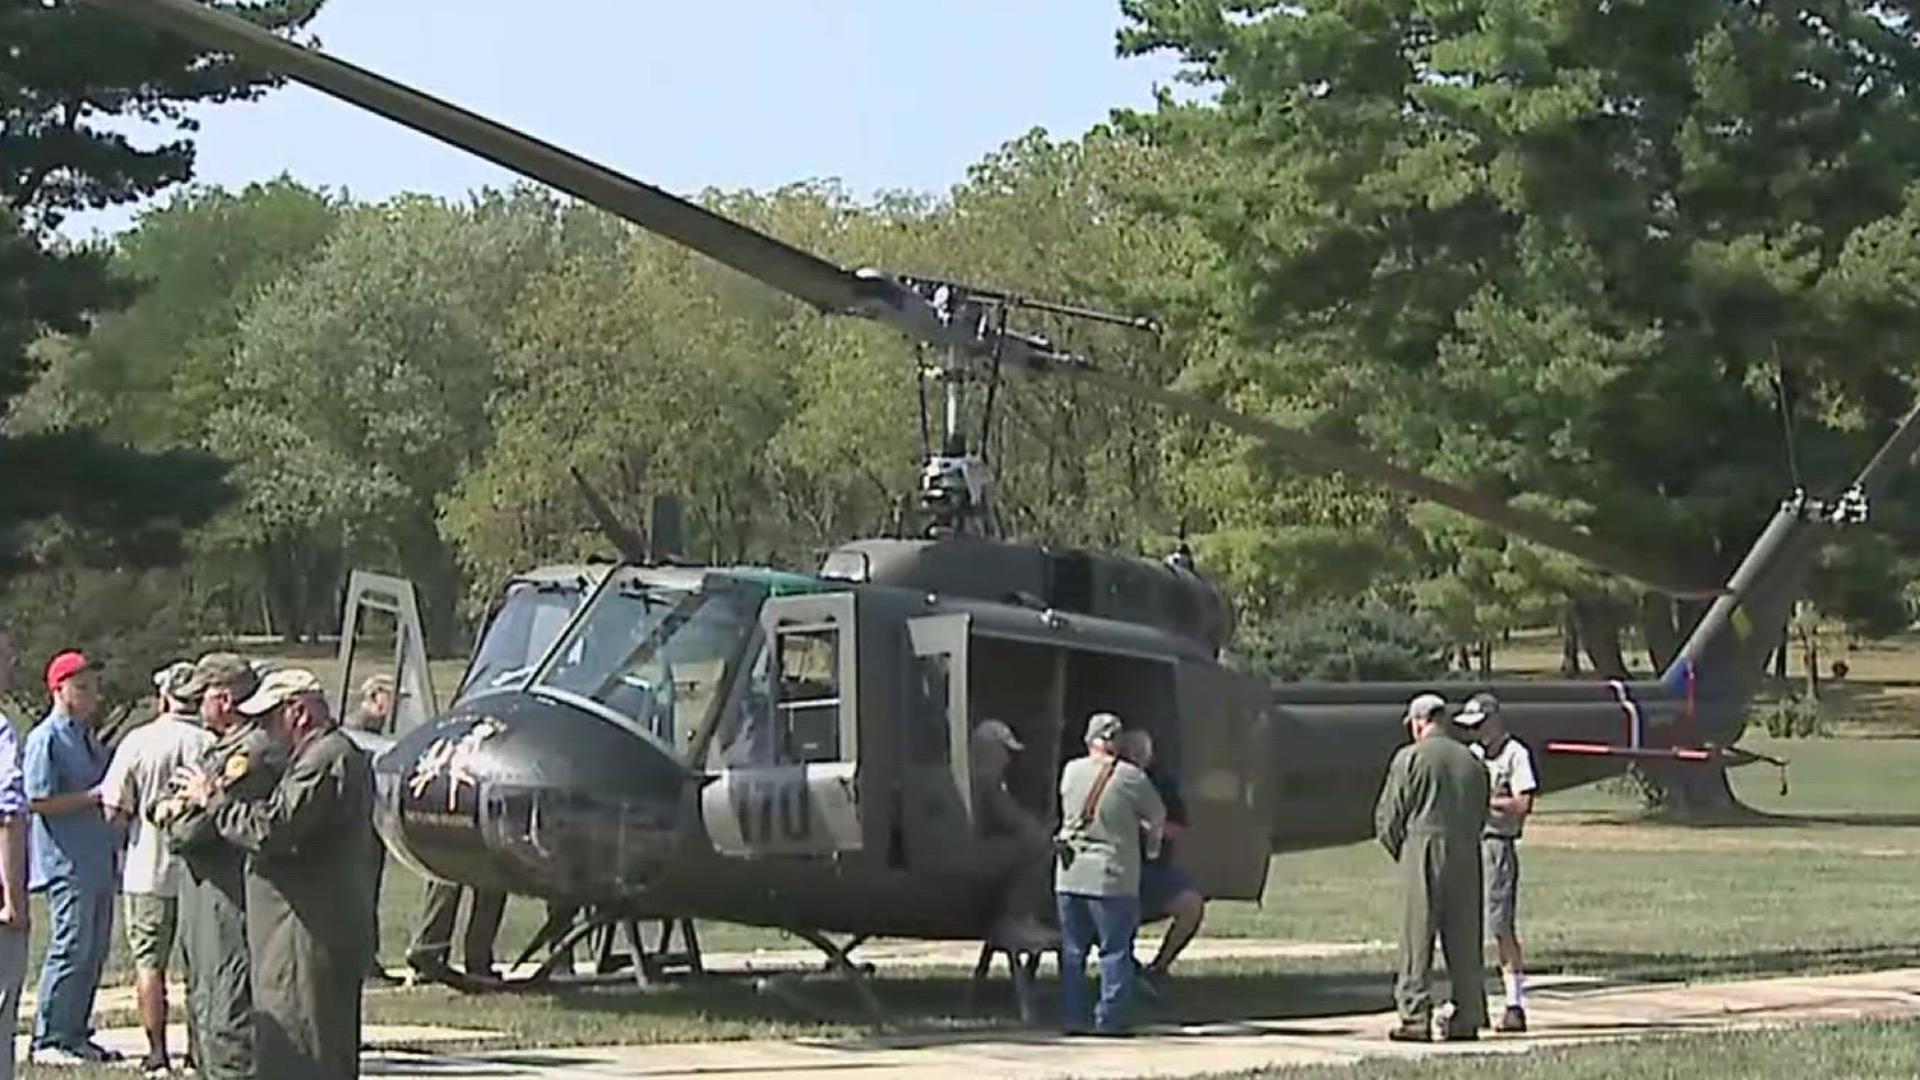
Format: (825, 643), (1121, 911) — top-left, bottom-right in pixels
(1473, 736), (1538, 839)
(101, 713), (215, 897)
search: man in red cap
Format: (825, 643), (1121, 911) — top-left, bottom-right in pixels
(24, 651), (121, 1066)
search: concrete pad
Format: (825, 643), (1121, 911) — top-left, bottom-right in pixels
(18, 1022), (506, 1063)
(355, 966), (1920, 1079)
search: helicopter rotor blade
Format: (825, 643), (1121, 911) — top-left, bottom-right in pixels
(93, 0), (1720, 597)
(78, 0), (890, 318)
(1060, 365), (1725, 599)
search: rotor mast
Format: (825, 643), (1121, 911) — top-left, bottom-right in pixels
(909, 279), (1158, 538)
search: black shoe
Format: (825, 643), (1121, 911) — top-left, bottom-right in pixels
(140, 1051), (172, 1078)
(1442, 1026), (1480, 1042)
(1091, 1027), (1134, 1039)
(1495, 1005), (1528, 1033)
(365, 966), (403, 987)
(1387, 1023), (1433, 1043)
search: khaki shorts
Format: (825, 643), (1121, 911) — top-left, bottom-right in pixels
(124, 893), (179, 972)
(1483, 836), (1520, 939)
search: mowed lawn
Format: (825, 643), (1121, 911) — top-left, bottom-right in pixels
(20, 723), (1920, 1076)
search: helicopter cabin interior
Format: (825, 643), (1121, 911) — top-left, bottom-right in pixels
(965, 635), (1180, 824)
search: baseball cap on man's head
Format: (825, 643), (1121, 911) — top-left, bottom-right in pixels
(1455, 692), (1500, 728)
(237, 668), (325, 717)
(973, 718), (1024, 752)
(45, 650), (100, 692)
(361, 674), (395, 699)
(1404, 692), (1449, 722)
(1084, 711), (1124, 745)
(154, 660), (195, 699)
(177, 652), (260, 702)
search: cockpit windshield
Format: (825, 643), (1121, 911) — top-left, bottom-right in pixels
(456, 578), (590, 702)
(532, 570), (765, 757)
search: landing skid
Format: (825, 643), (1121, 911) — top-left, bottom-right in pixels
(413, 908), (706, 993)
(968, 943), (1051, 1024)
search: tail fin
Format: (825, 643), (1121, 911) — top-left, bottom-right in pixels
(1665, 403), (1920, 743)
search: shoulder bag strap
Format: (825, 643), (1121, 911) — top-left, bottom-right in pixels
(1072, 757), (1121, 832)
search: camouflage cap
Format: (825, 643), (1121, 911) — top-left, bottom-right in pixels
(237, 667), (324, 717)
(1083, 711), (1124, 745)
(177, 652), (260, 702)
(360, 673), (395, 698)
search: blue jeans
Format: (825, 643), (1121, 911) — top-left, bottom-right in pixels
(1057, 891), (1139, 1033)
(32, 880), (113, 1051)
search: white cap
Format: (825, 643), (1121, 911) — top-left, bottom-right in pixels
(1404, 693), (1449, 722)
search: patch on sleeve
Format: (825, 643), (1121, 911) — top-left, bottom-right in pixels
(223, 752), (250, 784)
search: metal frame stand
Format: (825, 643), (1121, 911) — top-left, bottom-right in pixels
(967, 942), (1048, 1024)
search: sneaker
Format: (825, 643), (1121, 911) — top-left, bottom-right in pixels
(140, 1051), (173, 1077)
(1495, 1005), (1528, 1033)
(29, 1045), (91, 1066)
(77, 1041), (127, 1063)
(1386, 1023), (1433, 1043)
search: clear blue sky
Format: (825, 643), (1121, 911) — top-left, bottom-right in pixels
(66, 0), (1188, 238)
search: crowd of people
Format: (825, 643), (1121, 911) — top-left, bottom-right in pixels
(0, 615), (1542, 1066)
(0, 625), (377, 1079)
(1029, 693), (1537, 1041)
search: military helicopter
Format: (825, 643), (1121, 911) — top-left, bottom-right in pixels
(89, 0), (1920, 1001)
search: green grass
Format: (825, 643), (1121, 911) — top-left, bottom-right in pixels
(1263, 1019), (1920, 1079)
(22, 642), (1920, 1076)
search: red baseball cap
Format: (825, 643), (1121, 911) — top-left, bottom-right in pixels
(45, 651), (98, 692)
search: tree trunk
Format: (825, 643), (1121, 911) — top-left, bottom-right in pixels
(1559, 605), (1581, 676)
(1638, 593), (1681, 672)
(1571, 596), (1629, 678)
(1636, 760), (1750, 821)
(392, 509), (465, 657)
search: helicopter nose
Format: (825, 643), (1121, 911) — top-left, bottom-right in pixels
(373, 693), (688, 903)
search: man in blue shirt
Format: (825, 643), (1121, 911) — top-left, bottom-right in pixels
(24, 650), (121, 1066)
(0, 626), (31, 1080)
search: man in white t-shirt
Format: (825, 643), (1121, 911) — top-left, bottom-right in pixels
(101, 662), (216, 1077)
(1455, 692), (1537, 1034)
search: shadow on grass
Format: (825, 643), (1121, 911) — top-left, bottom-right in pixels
(1539, 942), (1920, 984)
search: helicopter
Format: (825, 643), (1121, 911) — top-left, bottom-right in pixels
(87, 0), (1920, 1003)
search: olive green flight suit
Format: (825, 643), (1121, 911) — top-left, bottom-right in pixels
(157, 722), (286, 1080)
(213, 727), (376, 1080)
(1373, 728), (1491, 1032)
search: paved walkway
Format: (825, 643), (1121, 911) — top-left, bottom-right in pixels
(328, 965), (1920, 1078)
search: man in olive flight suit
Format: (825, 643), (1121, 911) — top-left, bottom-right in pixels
(179, 668), (375, 1080)
(154, 653), (285, 1080)
(1373, 692), (1490, 1042)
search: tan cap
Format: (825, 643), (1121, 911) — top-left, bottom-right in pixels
(360, 673), (395, 698)
(237, 668), (325, 717)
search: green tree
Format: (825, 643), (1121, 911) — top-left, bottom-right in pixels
(0, 0), (322, 572)
(1117, 0), (1920, 678)
(216, 189), (574, 647)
